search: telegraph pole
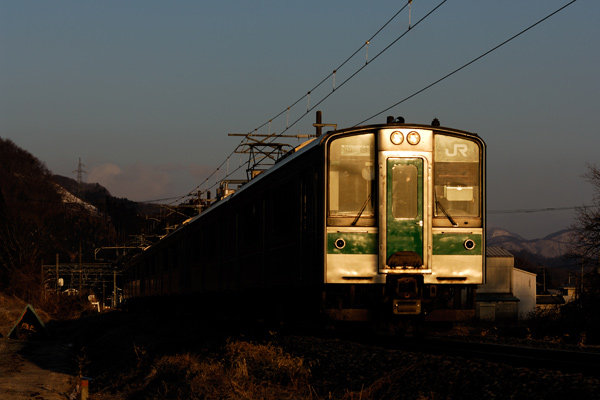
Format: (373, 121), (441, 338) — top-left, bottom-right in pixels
(56, 254), (59, 293)
(79, 240), (82, 293)
(113, 268), (117, 308)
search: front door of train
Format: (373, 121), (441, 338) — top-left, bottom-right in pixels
(380, 157), (425, 271)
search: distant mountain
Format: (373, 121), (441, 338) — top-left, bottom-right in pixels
(53, 174), (198, 241)
(53, 174), (166, 238)
(487, 227), (575, 259)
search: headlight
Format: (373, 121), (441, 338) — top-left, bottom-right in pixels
(407, 131), (421, 145)
(390, 131), (404, 145)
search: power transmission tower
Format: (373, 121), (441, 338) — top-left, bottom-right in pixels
(73, 157), (87, 196)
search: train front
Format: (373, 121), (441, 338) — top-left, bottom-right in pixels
(324, 122), (485, 322)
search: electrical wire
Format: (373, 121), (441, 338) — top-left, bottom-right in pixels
(261, 0), (446, 142)
(276, 0), (447, 138)
(356, 0), (578, 125)
(240, 1), (413, 138)
(488, 206), (586, 214)
(180, 0), (578, 205)
(182, 1), (417, 200)
(196, 0), (445, 197)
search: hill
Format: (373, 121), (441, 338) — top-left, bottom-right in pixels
(0, 137), (147, 299)
(487, 227), (575, 259)
(52, 174), (163, 241)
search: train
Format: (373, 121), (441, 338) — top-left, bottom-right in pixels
(123, 116), (486, 323)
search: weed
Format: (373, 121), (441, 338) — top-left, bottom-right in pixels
(127, 340), (313, 399)
(225, 339), (312, 387)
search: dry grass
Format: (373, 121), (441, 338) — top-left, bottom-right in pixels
(0, 294), (25, 336)
(225, 340), (312, 387)
(120, 340), (314, 399)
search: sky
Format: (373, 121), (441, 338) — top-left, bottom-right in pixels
(1, 0), (599, 240)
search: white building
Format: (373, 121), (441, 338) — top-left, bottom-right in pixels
(476, 247), (537, 321)
(513, 267), (537, 319)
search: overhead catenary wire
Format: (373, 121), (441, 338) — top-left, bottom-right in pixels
(182, 1), (416, 200)
(274, 0), (447, 139)
(488, 206), (583, 214)
(256, 0), (415, 136)
(183, 0), (577, 205)
(355, 0), (578, 126)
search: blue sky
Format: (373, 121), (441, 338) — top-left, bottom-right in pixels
(1, 1), (599, 239)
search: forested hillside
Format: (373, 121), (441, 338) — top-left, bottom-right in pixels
(0, 138), (163, 302)
(0, 138), (113, 299)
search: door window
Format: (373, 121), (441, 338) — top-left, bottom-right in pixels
(392, 164), (418, 219)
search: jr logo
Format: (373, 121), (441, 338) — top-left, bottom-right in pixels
(445, 144), (468, 157)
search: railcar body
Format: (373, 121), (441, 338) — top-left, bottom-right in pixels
(124, 119), (485, 322)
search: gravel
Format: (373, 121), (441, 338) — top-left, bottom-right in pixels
(273, 334), (600, 399)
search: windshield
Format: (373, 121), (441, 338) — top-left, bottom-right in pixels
(433, 135), (481, 221)
(328, 133), (375, 226)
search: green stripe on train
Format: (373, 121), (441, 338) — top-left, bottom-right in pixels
(327, 232), (378, 255)
(327, 232), (481, 255)
(432, 233), (482, 255)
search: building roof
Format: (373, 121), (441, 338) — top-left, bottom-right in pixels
(514, 267), (537, 277)
(486, 247), (514, 258)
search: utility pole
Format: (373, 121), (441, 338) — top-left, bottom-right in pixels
(56, 254), (59, 293)
(581, 257), (584, 299)
(79, 240), (82, 293)
(539, 267), (546, 293)
(113, 268), (117, 308)
(41, 258), (44, 299)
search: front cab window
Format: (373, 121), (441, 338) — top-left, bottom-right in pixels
(328, 133), (375, 226)
(433, 134), (482, 227)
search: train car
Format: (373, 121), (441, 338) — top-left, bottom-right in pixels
(123, 117), (485, 323)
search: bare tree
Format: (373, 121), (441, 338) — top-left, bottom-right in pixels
(571, 164), (600, 264)
(0, 138), (64, 297)
(558, 164), (600, 343)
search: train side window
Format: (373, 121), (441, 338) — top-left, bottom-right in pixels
(433, 135), (481, 221)
(328, 133), (375, 226)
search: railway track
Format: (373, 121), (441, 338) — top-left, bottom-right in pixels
(271, 325), (600, 398)
(327, 328), (600, 378)
(390, 338), (600, 377)
(250, 317), (600, 379)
